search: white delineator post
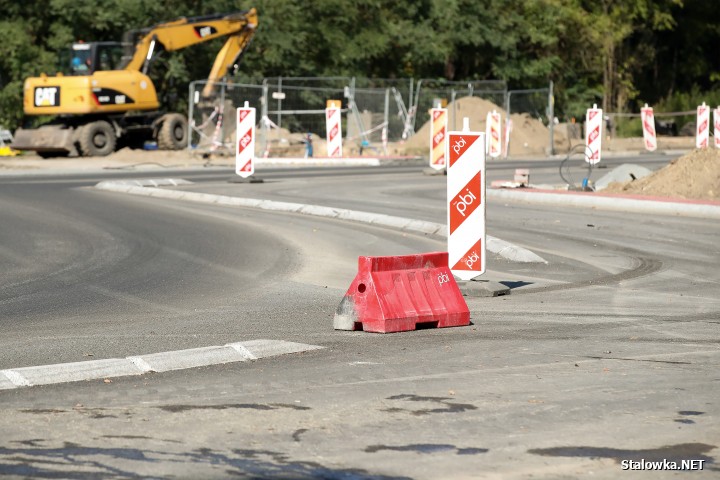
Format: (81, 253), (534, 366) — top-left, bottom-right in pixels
(714, 107), (720, 149)
(429, 107), (448, 170)
(486, 110), (502, 158)
(641, 104), (657, 152)
(585, 104), (603, 164)
(236, 101), (255, 178)
(325, 100), (343, 157)
(447, 118), (486, 281)
(697, 102), (709, 149)
(503, 119), (512, 159)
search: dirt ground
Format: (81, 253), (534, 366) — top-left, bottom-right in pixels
(0, 148), (228, 172)
(602, 148), (720, 200)
(399, 96), (563, 156)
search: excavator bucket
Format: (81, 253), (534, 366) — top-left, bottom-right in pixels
(11, 125), (79, 156)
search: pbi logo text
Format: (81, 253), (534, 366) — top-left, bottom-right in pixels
(453, 188), (477, 217)
(437, 273), (450, 285)
(452, 136), (467, 155)
(464, 251), (480, 270)
(34, 87), (59, 107)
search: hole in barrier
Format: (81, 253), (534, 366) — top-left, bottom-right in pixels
(357, 283), (366, 293)
(415, 321), (439, 330)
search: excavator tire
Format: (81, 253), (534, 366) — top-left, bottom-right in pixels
(157, 113), (188, 150)
(79, 121), (116, 157)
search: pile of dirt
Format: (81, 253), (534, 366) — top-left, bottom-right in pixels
(602, 148), (720, 200)
(399, 96), (566, 156)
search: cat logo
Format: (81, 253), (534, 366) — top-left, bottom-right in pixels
(34, 87), (60, 107)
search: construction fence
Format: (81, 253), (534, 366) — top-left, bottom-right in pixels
(187, 77), (556, 157)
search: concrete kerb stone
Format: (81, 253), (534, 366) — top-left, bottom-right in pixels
(93, 181), (548, 264)
(488, 188), (720, 220)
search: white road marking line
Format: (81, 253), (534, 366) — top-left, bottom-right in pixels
(127, 356), (154, 373)
(226, 343), (258, 360)
(0, 340), (323, 390)
(1, 370), (32, 387)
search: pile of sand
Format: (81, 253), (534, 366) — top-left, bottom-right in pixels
(399, 96), (566, 156)
(602, 148), (720, 200)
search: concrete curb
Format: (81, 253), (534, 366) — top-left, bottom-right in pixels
(256, 157), (381, 167)
(0, 340), (323, 390)
(94, 182), (548, 264)
(488, 188), (720, 219)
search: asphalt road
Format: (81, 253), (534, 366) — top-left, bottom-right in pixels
(0, 158), (718, 479)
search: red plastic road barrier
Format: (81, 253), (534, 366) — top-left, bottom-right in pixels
(333, 252), (470, 333)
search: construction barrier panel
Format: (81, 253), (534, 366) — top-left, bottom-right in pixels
(697, 102), (709, 149)
(714, 107), (720, 149)
(447, 123), (486, 280)
(585, 104), (602, 164)
(326, 99), (343, 157)
(236, 102), (255, 178)
(486, 110), (502, 158)
(641, 104), (657, 152)
(333, 252), (470, 333)
(429, 107), (447, 170)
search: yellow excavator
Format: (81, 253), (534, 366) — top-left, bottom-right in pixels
(12, 8), (257, 157)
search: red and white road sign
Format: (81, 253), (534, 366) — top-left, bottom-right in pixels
(235, 102), (255, 178)
(641, 104), (657, 152)
(446, 127), (486, 281)
(697, 102), (709, 149)
(429, 108), (447, 170)
(714, 107), (720, 149)
(486, 110), (502, 158)
(585, 104), (603, 164)
(326, 100), (343, 157)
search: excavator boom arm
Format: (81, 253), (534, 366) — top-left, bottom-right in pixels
(124, 8), (258, 91)
(201, 30), (255, 97)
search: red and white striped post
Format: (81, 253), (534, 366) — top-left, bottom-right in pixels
(697, 102), (709, 149)
(429, 108), (448, 170)
(641, 104), (657, 152)
(236, 101), (255, 178)
(714, 107), (720, 149)
(325, 100), (343, 157)
(447, 118), (486, 281)
(486, 110), (502, 158)
(585, 104), (602, 164)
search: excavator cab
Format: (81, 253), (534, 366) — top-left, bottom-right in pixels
(69, 42), (125, 75)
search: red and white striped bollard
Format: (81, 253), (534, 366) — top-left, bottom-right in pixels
(447, 118), (486, 281)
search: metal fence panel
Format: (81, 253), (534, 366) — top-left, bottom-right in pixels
(188, 80), (264, 155)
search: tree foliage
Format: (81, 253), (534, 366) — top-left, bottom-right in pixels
(0, 0), (718, 129)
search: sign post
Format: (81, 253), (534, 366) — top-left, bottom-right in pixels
(641, 104), (657, 152)
(585, 104), (602, 164)
(429, 108), (447, 170)
(325, 100), (343, 157)
(236, 101), (255, 178)
(486, 110), (502, 158)
(697, 102), (709, 149)
(447, 118), (486, 281)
